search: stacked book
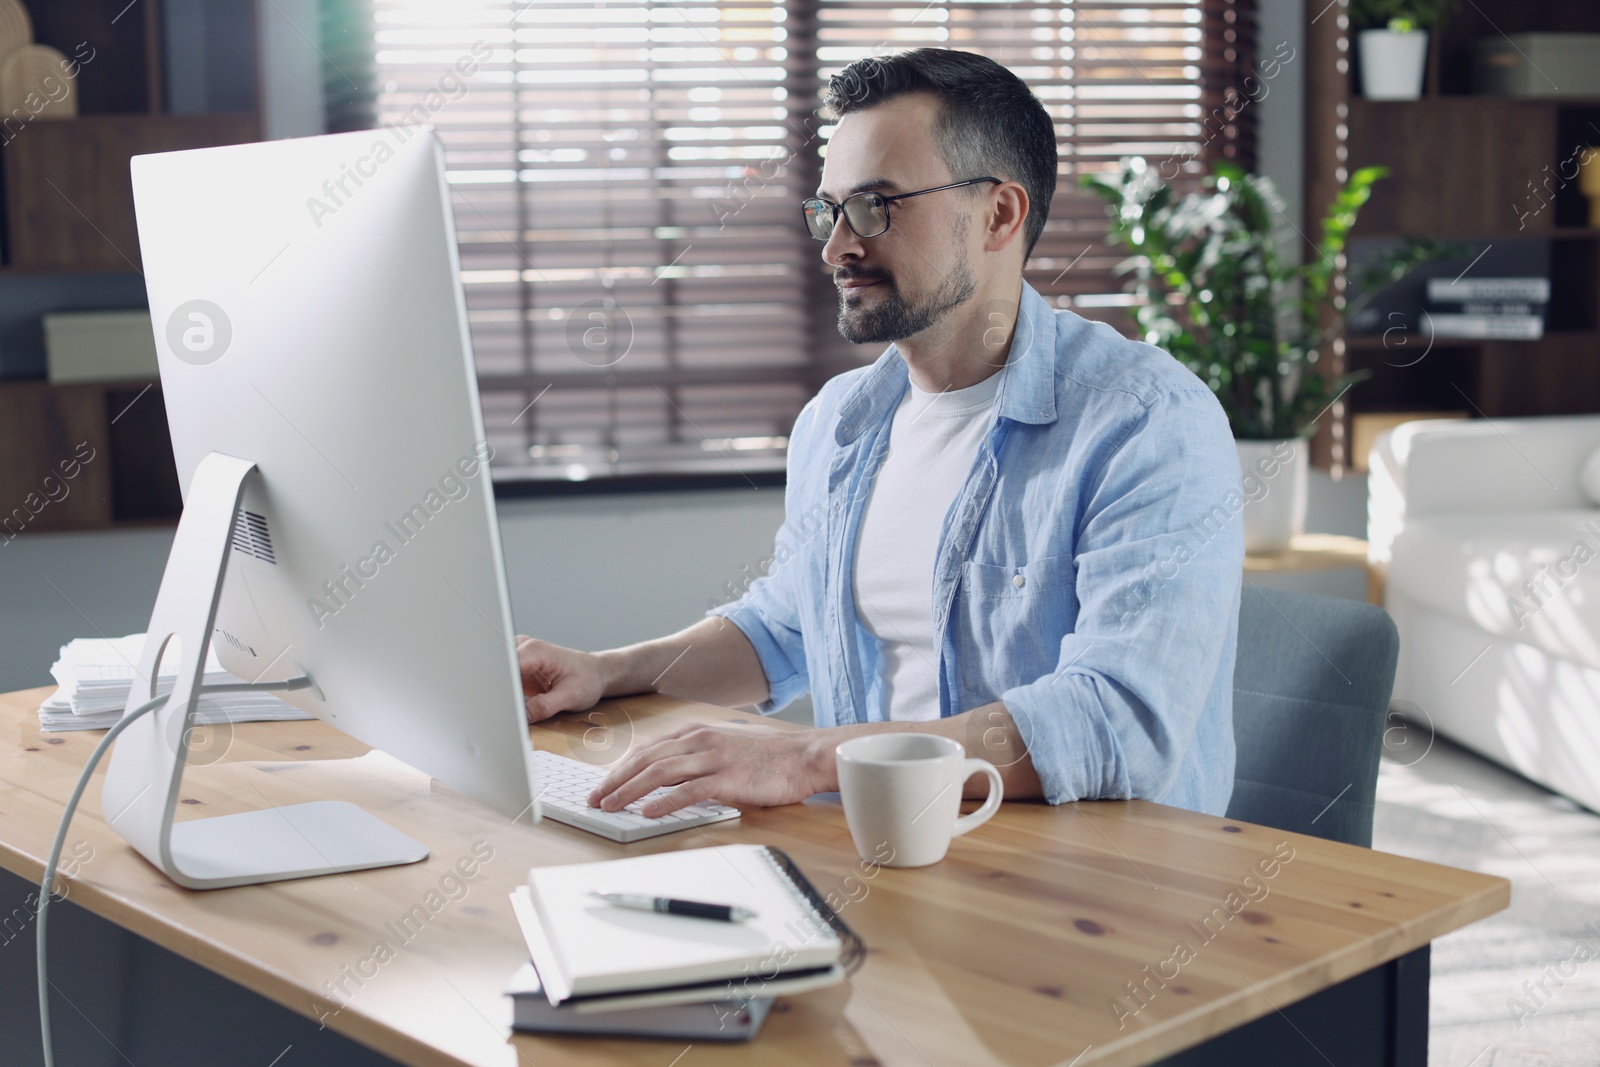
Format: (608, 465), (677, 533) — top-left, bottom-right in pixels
(1346, 239), (1553, 343)
(506, 843), (864, 1040)
(38, 633), (314, 732)
(1425, 276), (1550, 340)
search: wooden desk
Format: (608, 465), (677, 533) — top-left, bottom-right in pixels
(1244, 533), (1385, 604)
(0, 685), (1506, 1067)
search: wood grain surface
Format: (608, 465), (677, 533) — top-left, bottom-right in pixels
(0, 685), (1508, 1067)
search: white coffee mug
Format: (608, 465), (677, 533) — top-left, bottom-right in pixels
(835, 734), (1004, 868)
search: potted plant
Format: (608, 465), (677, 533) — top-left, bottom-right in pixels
(1350, 0), (1458, 99)
(1082, 159), (1387, 552)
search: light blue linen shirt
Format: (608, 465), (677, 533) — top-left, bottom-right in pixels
(707, 281), (1243, 815)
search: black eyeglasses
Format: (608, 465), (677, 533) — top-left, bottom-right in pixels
(801, 177), (1001, 242)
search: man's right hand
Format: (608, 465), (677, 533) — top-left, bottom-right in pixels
(515, 635), (604, 723)
(512, 617), (769, 726)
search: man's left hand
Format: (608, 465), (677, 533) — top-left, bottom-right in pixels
(587, 723), (825, 816)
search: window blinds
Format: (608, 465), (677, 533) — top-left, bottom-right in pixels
(368, 0), (1256, 481)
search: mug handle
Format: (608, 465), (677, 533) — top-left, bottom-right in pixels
(950, 759), (1004, 837)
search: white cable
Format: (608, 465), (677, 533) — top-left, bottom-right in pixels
(37, 676), (314, 1067)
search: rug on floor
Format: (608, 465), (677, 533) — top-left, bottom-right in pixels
(1372, 732), (1600, 1067)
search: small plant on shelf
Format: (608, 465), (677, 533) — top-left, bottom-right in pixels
(1347, 0), (1459, 33)
(1348, 0), (1458, 98)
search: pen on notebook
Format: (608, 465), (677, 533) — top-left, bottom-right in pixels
(590, 890), (758, 922)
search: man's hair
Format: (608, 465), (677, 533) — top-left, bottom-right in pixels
(822, 48), (1057, 261)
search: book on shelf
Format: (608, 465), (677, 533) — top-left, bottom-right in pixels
(1447, 302), (1540, 317)
(508, 843), (864, 1016)
(1347, 241), (1553, 342)
(1425, 277), (1551, 304)
(1423, 276), (1549, 340)
(1425, 312), (1545, 340)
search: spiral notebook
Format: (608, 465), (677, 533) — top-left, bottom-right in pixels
(510, 843), (865, 1012)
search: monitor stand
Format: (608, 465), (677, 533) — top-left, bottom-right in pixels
(99, 451), (429, 889)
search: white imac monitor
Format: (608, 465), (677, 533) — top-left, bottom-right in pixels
(100, 128), (539, 889)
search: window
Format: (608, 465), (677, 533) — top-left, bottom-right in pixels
(364, 0), (1256, 482)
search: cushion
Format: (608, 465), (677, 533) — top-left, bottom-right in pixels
(1389, 510), (1600, 672)
(1580, 446), (1600, 506)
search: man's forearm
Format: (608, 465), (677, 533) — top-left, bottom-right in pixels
(595, 615), (770, 708)
(801, 700), (1044, 801)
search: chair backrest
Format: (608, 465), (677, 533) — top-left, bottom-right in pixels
(1225, 585), (1399, 848)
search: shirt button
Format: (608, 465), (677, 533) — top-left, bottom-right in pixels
(1012, 573), (1025, 589)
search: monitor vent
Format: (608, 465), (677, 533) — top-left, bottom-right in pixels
(213, 626), (258, 659)
(230, 509), (276, 564)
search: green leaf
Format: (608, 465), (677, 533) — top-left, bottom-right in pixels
(1086, 156), (1387, 440)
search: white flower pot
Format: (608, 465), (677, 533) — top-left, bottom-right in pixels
(1359, 29), (1429, 100)
(1236, 439), (1307, 554)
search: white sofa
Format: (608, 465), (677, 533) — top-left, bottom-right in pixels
(1370, 415), (1600, 813)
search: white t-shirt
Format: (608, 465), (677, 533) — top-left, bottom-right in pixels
(852, 365), (1006, 721)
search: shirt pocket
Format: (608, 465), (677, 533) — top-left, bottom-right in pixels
(953, 552), (1078, 704)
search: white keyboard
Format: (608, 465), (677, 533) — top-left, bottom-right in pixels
(532, 749), (741, 843)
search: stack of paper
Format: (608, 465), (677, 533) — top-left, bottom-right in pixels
(38, 633), (314, 732)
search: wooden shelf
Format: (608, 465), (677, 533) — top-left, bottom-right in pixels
(2, 2), (263, 270)
(24, 0), (164, 115)
(1346, 98), (1561, 238)
(0, 379), (180, 534)
(1349, 228), (1600, 240)
(4, 114), (260, 271)
(1352, 95), (1600, 107)
(0, 5), (264, 525)
(1306, 0), (1600, 469)
(1345, 329), (1599, 349)
(0, 264), (144, 277)
(1430, 2), (1600, 96)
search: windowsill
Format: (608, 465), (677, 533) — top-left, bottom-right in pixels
(490, 468), (786, 499)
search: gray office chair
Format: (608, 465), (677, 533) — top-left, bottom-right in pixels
(1225, 585), (1400, 848)
(1157, 591), (1404, 1066)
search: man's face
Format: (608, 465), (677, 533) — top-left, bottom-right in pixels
(817, 93), (978, 345)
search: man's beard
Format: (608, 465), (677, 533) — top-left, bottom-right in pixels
(834, 256), (976, 345)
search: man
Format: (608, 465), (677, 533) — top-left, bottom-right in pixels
(513, 48), (1244, 818)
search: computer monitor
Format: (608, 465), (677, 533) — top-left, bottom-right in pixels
(100, 128), (539, 889)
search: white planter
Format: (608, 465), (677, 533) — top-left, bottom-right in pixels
(1236, 439), (1307, 554)
(1359, 29), (1429, 100)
